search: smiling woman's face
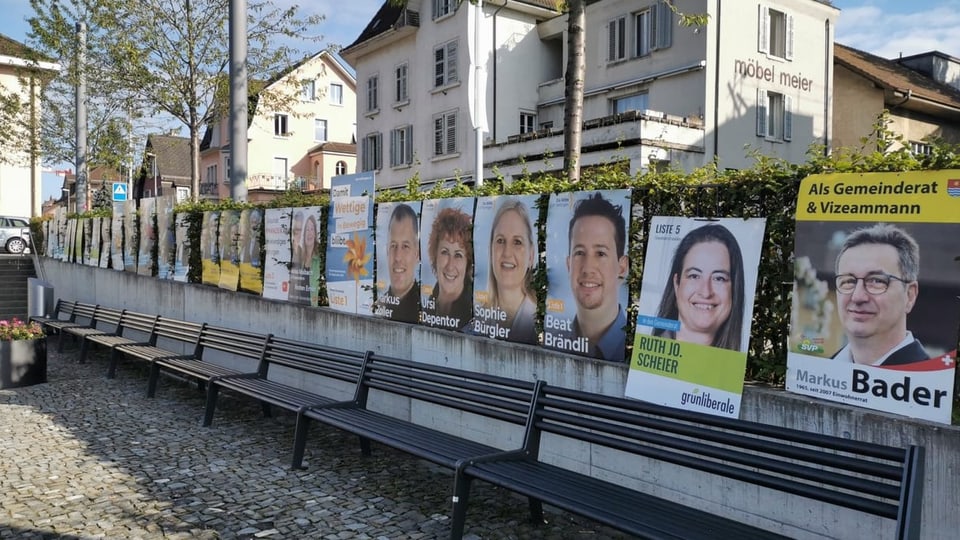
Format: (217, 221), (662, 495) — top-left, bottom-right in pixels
(491, 210), (532, 292)
(673, 241), (732, 339)
(435, 235), (467, 300)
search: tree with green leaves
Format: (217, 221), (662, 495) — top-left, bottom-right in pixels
(27, 0), (324, 201)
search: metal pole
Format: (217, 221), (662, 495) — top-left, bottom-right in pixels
(474, 0), (484, 187)
(75, 21), (88, 212)
(229, 0), (248, 202)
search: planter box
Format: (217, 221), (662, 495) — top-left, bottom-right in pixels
(0, 338), (47, 389)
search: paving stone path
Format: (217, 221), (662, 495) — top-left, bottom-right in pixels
(1, 341), (629, 539)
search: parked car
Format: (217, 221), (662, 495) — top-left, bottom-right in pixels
(0, 216), (31, 254)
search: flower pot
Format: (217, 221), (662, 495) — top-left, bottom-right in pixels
(0, 337), (47, 389)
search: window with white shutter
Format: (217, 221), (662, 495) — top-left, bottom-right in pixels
(759, 5), (793, 60)
(433, 110), (458, 156)
(390, 125), (413, 167)
(434, 40), (459, 87)
(757, 90), (791, 141)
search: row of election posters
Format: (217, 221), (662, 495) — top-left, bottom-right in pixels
(786, 171), (960, 424)
(41, 170), (960, 425)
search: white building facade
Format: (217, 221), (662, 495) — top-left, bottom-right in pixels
(343, 0), (838, 189)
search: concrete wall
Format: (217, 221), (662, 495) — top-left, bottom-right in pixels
(42, 259), (958, 539)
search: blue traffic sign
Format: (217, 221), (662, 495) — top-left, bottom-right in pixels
(112, 182), (128, 201)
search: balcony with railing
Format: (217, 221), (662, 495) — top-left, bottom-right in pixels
(246, 173), (325, 192)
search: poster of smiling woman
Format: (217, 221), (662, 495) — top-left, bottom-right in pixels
(544, 189), (631, 362)
(468, 195), (542, 345)
(786, 171), (960, 424)
(420, 197), (476, 332)
(625, 217), (766, 418)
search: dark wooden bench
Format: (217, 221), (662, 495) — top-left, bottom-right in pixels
(292, 354), (539, 477)
(203, 336), (369, 430)
(112, 317), (204, 382)
(450, 383), (925, 540)
(145, 324), (271, 400)
(41, 302), (100, 352)
(29, 298), (77, 329)
(82, 310), (160, 370)
(60, 306), (125, 361)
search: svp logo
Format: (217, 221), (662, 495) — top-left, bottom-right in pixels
(796, 338), (824, 354)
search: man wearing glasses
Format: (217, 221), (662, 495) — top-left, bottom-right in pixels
(832, 223), (930, 366)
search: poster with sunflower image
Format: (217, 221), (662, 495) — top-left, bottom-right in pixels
(325, 172), (375, 315)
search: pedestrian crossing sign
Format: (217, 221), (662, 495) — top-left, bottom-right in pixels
(112, 182), (128, 201)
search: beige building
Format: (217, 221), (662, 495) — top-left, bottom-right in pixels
(833, 43), (960, 154)
(0, 34), (59, 217)
(343, 0), (839, 188)
(199, 50), (358, 202)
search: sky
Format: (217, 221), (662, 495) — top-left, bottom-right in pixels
(1, 0), (958, 201)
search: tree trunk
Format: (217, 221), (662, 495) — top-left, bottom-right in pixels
(563, 0), (586, 184)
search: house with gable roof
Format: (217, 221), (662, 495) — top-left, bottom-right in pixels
(199, 50), (357, 203)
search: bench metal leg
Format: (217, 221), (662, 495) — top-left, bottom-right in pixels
(261, 402), (272, 419)
(449, 473), (473, 540)
(78, 339), (90, 364)
(107, 348), (121, 379)
(57, 331), (68, 353)
(203, 384), (220, 427)
(528, 497), (545, 525)
(359, 436), (371, 457)
(146, 363), (161, 398)
(291, 415), (311, 469)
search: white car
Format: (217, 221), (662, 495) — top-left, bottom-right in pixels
(0, 216), (31, 254)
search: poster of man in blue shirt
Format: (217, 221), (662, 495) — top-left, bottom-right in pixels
(544, 190), (631, 362)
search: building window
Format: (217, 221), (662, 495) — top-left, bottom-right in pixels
(520, 112), (536, 134)
(224, 156), (232, 184)
(274, 114), (289, 136)
(634, 2), (673, 57)
(176, 186), (190, 202)
(433, 0), (454, 19)
(608, 16), (626, 62)
(302, 80), (316, 100)
(390, 125), (414, 167)
(759, 6), (794, 60)
(433, 110), (458, 156)
(330, 83), (343, 105)
(612, 92), (648, 114)
(395, 62), (408, 103)
(756, 89), (792, 141)
(205, 165), (217, 184)
(910, 141), (933, 156)
(336, 161), (347, 175)
(367, 75), (379, 112)
(314, 119), (328, 142)
(434, 40), (458, 88)
(362, 133), (382, 171)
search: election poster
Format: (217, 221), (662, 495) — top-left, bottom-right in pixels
(468, 195), (542, 345)
(262, 208), (292, 301)
(156, 195), (176, 280)
(111, 203), (124, 271)
(786, 171), (960, 424)
(419, 197), (476, 332)
(543, 189), (632, 362)
(374, 201), (422, 323)
(290, 206), (323, 306)
(123, 199), (138, 272)
(73, 218), (84, 263)
(238, 208), (264, 295)
(85, 218), (99, 267)
(137, 197), (155, 276)
(218, 209), (241, 291)
(200, 210), (220, 286)
(173, 213), (190, 282)
(98, 216), (111, 268)
(63, 218), (75, 263)
(625, 217), (767, 418)
(325, 172), (375, 314)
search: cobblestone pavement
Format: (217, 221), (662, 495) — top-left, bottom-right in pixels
(1, 341), (630, 540)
